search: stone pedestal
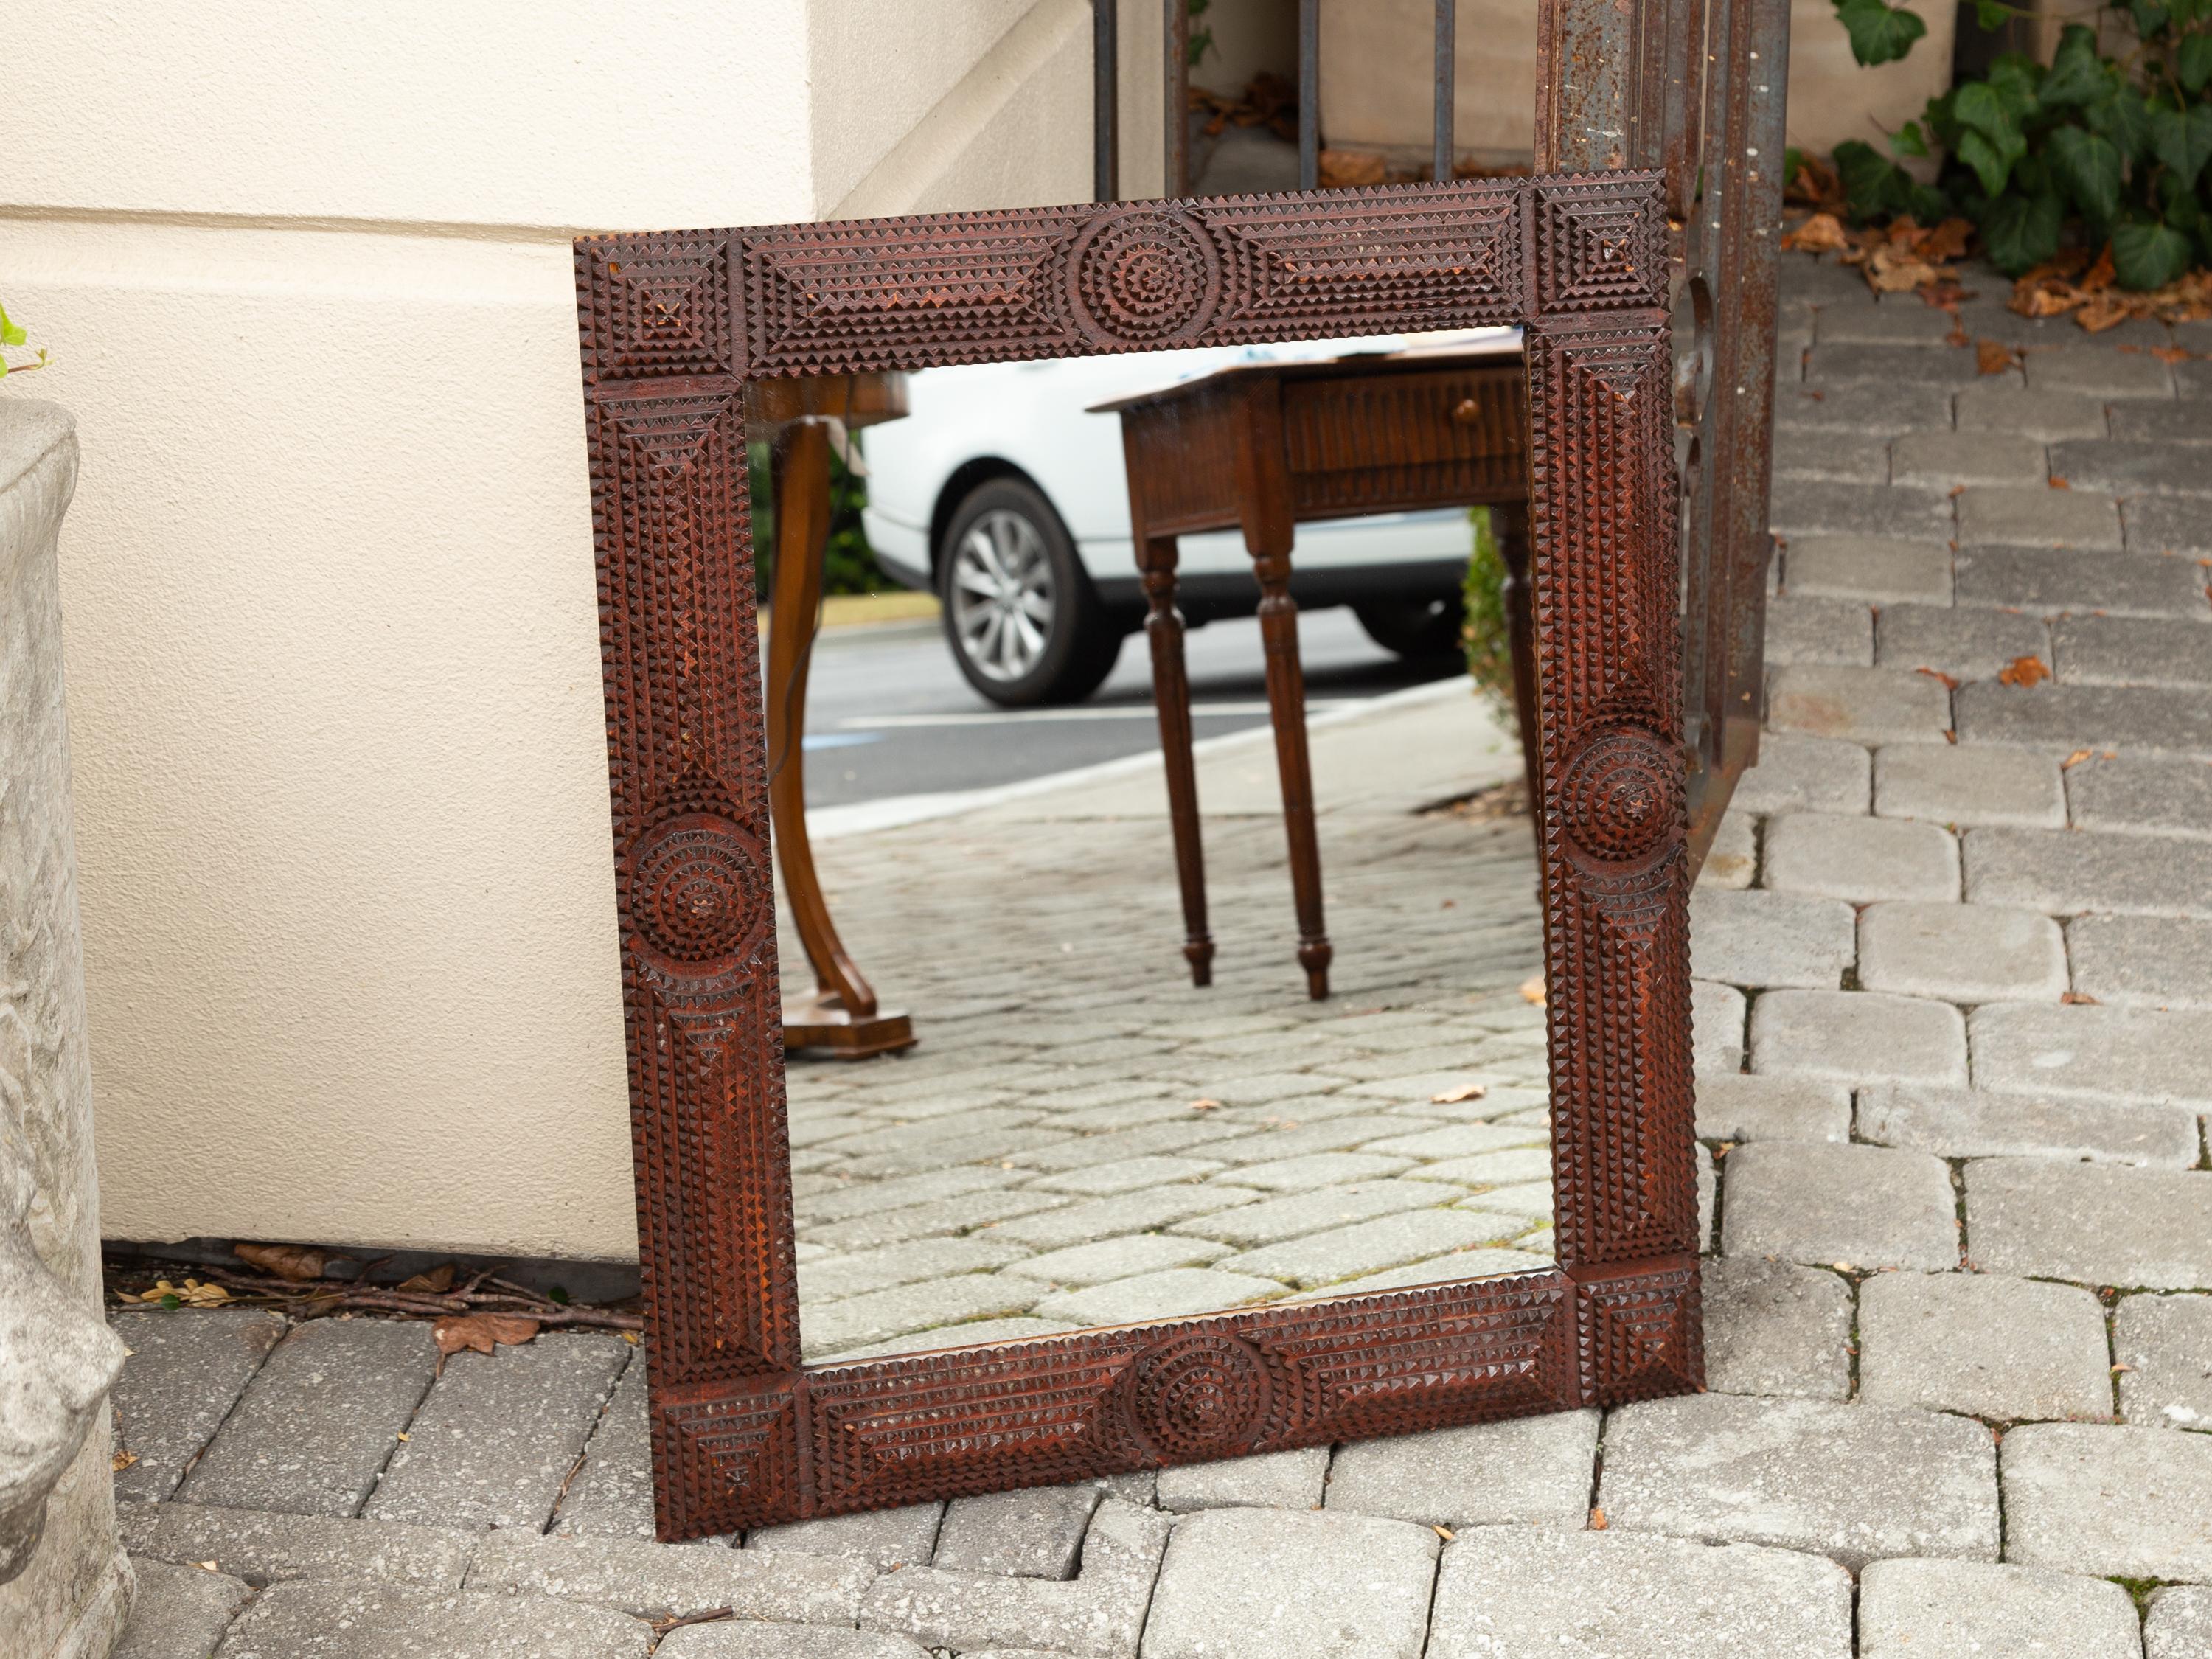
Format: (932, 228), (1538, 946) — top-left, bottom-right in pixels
(0, 398), (131, 1658)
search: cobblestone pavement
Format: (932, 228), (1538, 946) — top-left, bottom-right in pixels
(107, 260), (2212, 1656)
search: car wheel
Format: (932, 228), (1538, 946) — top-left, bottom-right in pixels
(1354, 594), (1466, 661)
(939, 477), (1121, 706)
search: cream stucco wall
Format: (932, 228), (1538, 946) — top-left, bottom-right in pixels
(1, 1), (1105, 1262)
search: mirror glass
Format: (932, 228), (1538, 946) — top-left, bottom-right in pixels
(756, 327), (1557, 1366)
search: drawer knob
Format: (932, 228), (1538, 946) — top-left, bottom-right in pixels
(1452, 397), (1482, 425)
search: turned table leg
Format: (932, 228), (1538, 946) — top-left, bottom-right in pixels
(1250, 545), (1332, 1000)
(767, 417), (915, 1057)
(1138, 532), (1214, 986)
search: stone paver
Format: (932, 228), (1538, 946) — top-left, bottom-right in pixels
(933, 1484), (1098, 1579)
(1217, 1206), (1525, 1289)
(1858, 1272), (2112, 1422)
(1958, 486), (2124, 549)
(1969, 1158), (2212, 1289)
(130, 1500), (478, 1590)
(2065, 754), (2212, 841)
(1766, 665), (1951, 744)
(467, 1529), (873, 1624)
(1891, 429), (2047, 489)
(1720, 1141), (1958, 1270)
(1874, 602), (2048, 681)
(1857, 1081), (2200, 1166)
(114, 1559), (252, 1659)
(1425, 1528), (1852, 1659)
(1784, 536), (1951, 603)
(2148, 1585), (2212, 1658)
(108, 1309), (285, 1504)
(1971, 1000), (2212, 1107)
(1155, 1447), (1326, 1513)
(1170, 1181), (1455, 1249)
(1953, 542), (2212, 616)
(2002, 1422), (2212, 1581)
(1600, 1394), (1999, 1570)
(1874, 740), (2065, 829)
(2054, 613), (2212, 689)
(1688, 888), (1852, 989)
(1954, 383), (2107, 438)
(745, 1503), (943, 1573)
(1692, 1073), (1850, 1144)
(2069, 913), (2212, 1009)
(1959, 681), (2212, 756)
(1857, 1558), (2142, 1659)
(858, 1499), (1169, 1658)
(365, 1332), (629, 1531)
(1324, 1410), (1598, 1530)
(552, 1354), (654, 1540)
(1141, 1506), (1438, 1659)
(214, 1579), (655, 1658)
(1749, 990), (1966, 1088)
(178, 1317), (439, 1518)
(1700, 1256), (1851, 1401)
(1729, 732), (1868, 815)
(1966, 825), (2212, 919)
(2029, 347), (2175, 398)
(1761, 594), (1871, 666)
(2114, 1293), (2212, 1429)
(656, 1627), (930, 1659)
(1001, 1234), (1230, 1288)
(1031, 1266), (1284, 1326)
(1856, 900), (2067, 1002)
(1762, 813), (1959, 902)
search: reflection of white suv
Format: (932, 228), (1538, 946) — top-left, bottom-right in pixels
(860, 330), (1520, 705)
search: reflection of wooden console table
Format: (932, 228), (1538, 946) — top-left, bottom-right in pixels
(749, 374), (917, 1057)
(1094, 349), (1537, 1001)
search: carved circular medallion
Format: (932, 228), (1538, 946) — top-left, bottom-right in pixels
(1070, 209), (1220, 346)
(628, 813), (771, 966)
(1127, 1332), (1266, 1457)
(1558, 728), (1680, 862)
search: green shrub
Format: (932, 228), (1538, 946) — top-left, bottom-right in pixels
(1826, 1), (2212, 288)
(1461, 507), (1514, 718)
(745, 439), (888, 599)
(0, 300), (49, 378)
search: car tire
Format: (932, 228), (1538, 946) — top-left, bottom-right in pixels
(939, 476), (1122, 706)
(1353, 594), (1467, 661)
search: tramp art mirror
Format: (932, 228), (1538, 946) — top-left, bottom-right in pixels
(573, 172), (1701, 1542)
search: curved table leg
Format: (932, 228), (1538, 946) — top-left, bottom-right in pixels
(1138, 533), (1214, 986)
(767, 417), (915, 1058)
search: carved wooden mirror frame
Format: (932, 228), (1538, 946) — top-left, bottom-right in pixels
(574, 172), (1700, 1543)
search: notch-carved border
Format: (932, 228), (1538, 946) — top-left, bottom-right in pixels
(574, 173), (1699, 1540)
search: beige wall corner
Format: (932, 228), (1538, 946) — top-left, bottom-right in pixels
(0, 1), (1110, 1267)
(821, 0), (1094, 218)
(1786, 0), (1956, 159)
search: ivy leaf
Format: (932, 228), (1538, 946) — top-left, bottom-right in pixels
(2110, 219), (2196, 289)
(0, 303), (24, 349)
(1957, 128), (2020, 198)
(1834, 138), (1911, 220)
(1834, 0), (1927, 66)
(2181, 32), (2212, 93)
(2132, 0), (2171, 32)
(1974, 0), (2009, 24)
(1985, 53), (2045, 123)
(2040, 25), (2106, 106)
(1952, 80), (2021, 143)
(1980, 191), (2065, 274)
(2152, 102), (2212, 189)
(2087, 88), (2156, 161)
(2049, 123), (2126, 224)
(1890, 119), (1931, 158)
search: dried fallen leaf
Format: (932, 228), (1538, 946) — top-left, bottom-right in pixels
(1189, 1098), (1222, 1113)
(1974, 339), (2013, 376)
(1922, 218), (1975, 262)
(2062, 991), (2101, 1006)
(1780, 212), (1850, 254)
(1517, 975), (1546, 1006)
(2062, 748), (2094, 769)
(1945, 326), (1969, 349)
(624, 1329), (641, 1346)
(2112, 1363), (2134, 1374)
(396, 1264), (457, 1294)
(1432, 1523), (1458, 1541)
(1430, 1082), (1489, 1105)
(1997, 655), (2051, 688)
(235, 1242), (333, 1283)
(2152, 346), (2191, 365)
(432, 1312), (540, 1358)
(112, 1450), (139, 1472)
(1589, 1507), (1610, 1531)
(1915, 666), (1961, 691)
(134, 1278), (232, 1307)
(2048, 476), (2071, 490)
